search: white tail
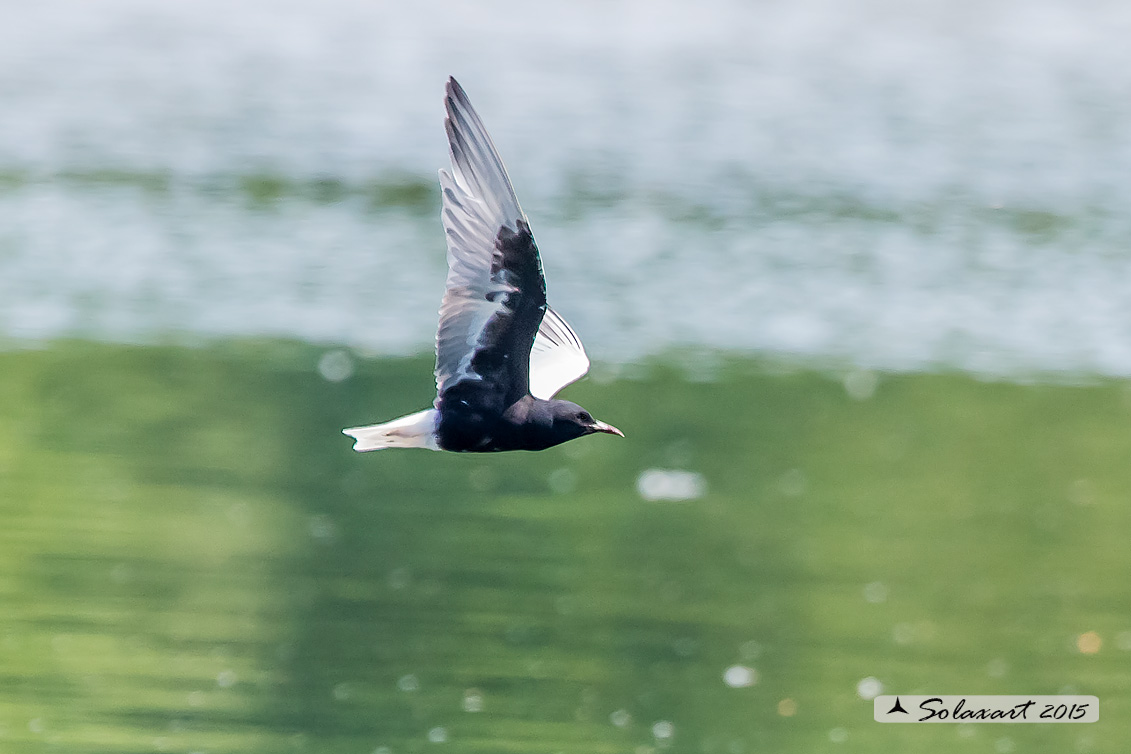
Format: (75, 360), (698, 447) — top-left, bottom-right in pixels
(343, 408), (440, 452)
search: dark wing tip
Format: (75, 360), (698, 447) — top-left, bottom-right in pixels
(445, 77), (470, 112)
(443, 78), (470, 146)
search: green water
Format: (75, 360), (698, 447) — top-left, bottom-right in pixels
(1, 341), (1128, 753)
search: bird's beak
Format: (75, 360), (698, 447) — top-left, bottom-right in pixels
(592, 421), (625, 438)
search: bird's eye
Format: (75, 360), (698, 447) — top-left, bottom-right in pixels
(578, 411), (593, 424)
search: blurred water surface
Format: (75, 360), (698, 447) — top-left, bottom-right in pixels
(3, 0), (1131, 373)
(2, 343), (1130, 753)
(3, 3), (1131, 753)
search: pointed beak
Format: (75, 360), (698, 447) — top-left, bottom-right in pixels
(592, 420), (625, 438)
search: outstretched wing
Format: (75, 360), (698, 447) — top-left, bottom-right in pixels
(529, 306), (590, 399)
(434, 77), (547, 406)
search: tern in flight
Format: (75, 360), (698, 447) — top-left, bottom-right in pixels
(344, 78), (623, 453)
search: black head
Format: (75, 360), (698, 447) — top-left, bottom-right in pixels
(547, 400), (624, 444)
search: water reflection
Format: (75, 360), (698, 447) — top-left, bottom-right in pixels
(1, 342), (1128, 752)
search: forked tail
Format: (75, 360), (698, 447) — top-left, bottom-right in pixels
(343, 408), (440, 452)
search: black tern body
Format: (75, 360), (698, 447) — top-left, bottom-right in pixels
(344, 78), (623, 453)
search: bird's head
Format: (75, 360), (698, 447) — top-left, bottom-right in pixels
(548, 400), (624, 441)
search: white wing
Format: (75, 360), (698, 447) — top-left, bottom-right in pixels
(434, 77), (536, 395)
(529, 306), (590, 399)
